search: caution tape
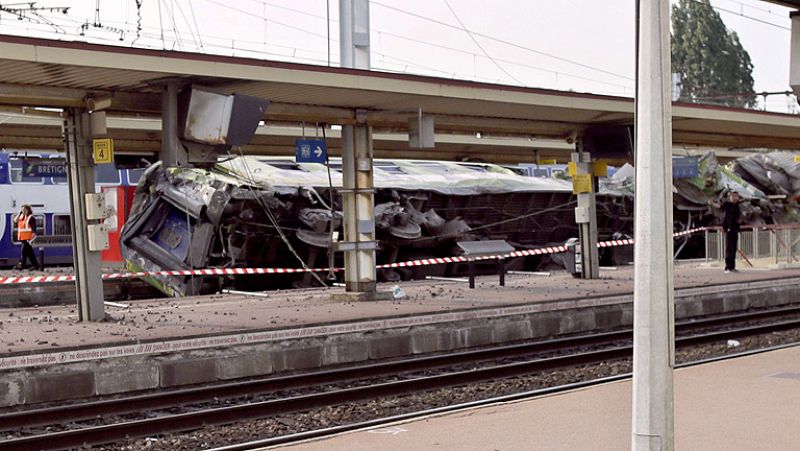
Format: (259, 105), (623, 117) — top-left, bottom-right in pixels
(0, 226), (712, 285)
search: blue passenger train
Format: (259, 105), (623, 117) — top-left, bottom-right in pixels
(0, 151), (141, 267)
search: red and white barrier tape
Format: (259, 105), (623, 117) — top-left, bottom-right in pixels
(0, 226), (711, 285)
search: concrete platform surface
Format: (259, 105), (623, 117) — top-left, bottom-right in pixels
(274, 345), (800, 451)
(1, 263), (799, 355)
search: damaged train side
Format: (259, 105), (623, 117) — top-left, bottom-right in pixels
(121, 157), (635, 296)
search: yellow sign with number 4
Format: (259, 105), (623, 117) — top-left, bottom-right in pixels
(93, 138), (114, 164)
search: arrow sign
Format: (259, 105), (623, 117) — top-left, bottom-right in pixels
(295, 139), (327, 163)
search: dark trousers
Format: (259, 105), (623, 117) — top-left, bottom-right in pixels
(19, 240), (40, 269)
(724, 229), (739, 271)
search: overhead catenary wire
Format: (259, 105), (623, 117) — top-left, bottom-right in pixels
(12, 1), (788, 109)
(371, 0), (634, 82)
(690, 0), (791, 31)
(23, 1), (636, 92)
(442, 0), (524, 86)
(170, 0), (202, 49)
(186, 0), (204, 49)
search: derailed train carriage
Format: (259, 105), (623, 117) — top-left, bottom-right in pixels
(121, 157), (635, 296)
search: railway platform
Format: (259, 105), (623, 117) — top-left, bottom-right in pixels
(273, 344), (800, 451)
(1, 263), (800, 407)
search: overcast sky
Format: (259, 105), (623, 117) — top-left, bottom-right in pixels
(1, 0), (794, 111)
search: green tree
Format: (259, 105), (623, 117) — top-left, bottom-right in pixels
(671, 0), (756, 108)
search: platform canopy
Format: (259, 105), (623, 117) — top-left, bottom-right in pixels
(0, 34), (798, 162)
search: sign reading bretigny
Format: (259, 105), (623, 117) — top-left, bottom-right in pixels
(295, 139), (327, 163)
(22, 158), (67, 178)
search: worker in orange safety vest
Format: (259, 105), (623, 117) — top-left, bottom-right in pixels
(13, 204), (41, 270)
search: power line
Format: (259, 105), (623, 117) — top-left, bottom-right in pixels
(212, 0), (633, 89)
(198, 0), (330, 41)
(691, 0), (791, 31)
(370, 0), (634, 81)
(186, 0), (204, 49)
(159, 0), (184, 50)
(441, 0), (524, 86)
(714, 0), (791, 20)
(171, 0), (202, 49)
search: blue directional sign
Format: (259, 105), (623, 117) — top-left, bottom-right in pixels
(295, 139), (328, 163)
(22, 158), (68, 178)
(672, 156), (699, 179)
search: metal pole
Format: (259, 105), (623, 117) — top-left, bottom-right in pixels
(64, 109), (105, 321)
(159, 82), (186, 167)
(631, 0), (675, 450)
(339, 0), (378, 297)
(573, 143), (599, 279)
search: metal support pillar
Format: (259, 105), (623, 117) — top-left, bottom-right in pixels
(572, 148), (599, 279)
(63, 109), (105, 321)
(631, 1), (675, 450)
(338, 0), (379, 297)
(159, 82), (187, 167)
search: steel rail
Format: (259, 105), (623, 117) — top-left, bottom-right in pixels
(211, 341), (800, 451)
(3, 304), (795, 431)
(0, 328), (632, 431)
(2, 309), (800, 450)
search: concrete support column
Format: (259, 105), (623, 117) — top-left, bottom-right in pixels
(631, 0), (675, 450)
(63, 109), (105, 321)
(338, 0), (378, 297)
(790, 13), (800, 97)
(341, 119), (377, 293)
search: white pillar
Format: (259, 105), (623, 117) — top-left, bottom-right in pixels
(790, 13), (800, 97)
(339, 0), (378, 296)
(631, 0), (675, 450)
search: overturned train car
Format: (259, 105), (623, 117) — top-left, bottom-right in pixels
(121, 157), (634, 296)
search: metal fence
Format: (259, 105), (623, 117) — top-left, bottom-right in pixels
(704, 225), (800, 265)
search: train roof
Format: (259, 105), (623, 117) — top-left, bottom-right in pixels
(216, 156), (575, 196)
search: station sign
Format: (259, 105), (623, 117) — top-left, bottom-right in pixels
(673, 156), (699, 179)
(22, 158), (67, 178)
(295, 139), (327, 163)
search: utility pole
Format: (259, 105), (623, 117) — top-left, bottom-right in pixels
(337, 0), (384, 299)
(631, 0), (675, 450)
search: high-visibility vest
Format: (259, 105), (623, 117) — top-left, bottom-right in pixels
(17, 215), (33, 241)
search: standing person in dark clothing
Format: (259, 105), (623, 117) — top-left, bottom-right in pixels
(710, 192), (742, 273)
(13, 204), (40, 270)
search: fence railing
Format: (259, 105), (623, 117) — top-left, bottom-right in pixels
(703, 224), (800, 265)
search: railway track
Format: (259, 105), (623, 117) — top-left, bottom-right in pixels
(2, 306), (800, 450)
